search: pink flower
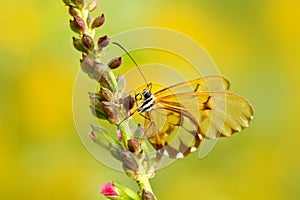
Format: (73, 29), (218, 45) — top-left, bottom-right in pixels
(100, 182), (118, 197)
(117, 129), (122, 140)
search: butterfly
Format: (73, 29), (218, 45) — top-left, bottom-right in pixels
(112, 42), (254, 159)
(124, 75), (254, 159)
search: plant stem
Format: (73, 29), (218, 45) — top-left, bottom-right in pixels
(119, 122), (157, 199)
(119, 122), (130, 148)
(64, 1), (158, 199)
(136, 161), (157, 199)
(137, 173), (156, 199)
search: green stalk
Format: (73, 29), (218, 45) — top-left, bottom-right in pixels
(64, 1), (157, 199)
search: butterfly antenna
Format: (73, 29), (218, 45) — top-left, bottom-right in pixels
(112, 42), (149, 87)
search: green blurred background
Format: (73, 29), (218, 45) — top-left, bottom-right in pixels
(1, 0), (299, 199)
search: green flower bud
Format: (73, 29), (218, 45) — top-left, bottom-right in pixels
(100, 87), (114, 101)
(94, 101), (119, 124)
(106, 70), (118, 93)
(90, 98), (119, 124)
(108, 57), (122, 69)
(71, 0), (84, 9)
(72, 37), (88, 53)
(128, 138), (142, 154)
(92, 14), (105, 29)
(92, 62), (109, 84)
(86, 0), (98, 11)
(142, 190), (156, 200)
(102, 101), (119, 119)
(109, 143), (122, 161)
(81, 55), (96, 74)
(88, 89), (111, 102)
(98, 35), (110, 48)
(89, 98), (108, 119)
(92, 63), (118, 92)
(121, 149), (139, 172)
(122, 95), (135, 113)
(82, 34), (94, 49)
(70, 16), (86, 34)
(116, 74), (126, 94)
(68, 6), (81, 17)
(69, 19), (81, 34)
(63, 0), (73, 6)
(90, 105), (108, 119)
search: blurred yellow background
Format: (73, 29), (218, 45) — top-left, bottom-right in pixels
(1, 0), (299, 199)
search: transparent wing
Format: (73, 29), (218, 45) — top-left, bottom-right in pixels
(144, 103), (202, 159)
(156, 92), (254, 139)
(154, 76), (230, 99)
(142, 76), (253, 159)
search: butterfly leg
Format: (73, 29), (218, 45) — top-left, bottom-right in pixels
(117, 108), (138, 127)
(139, 113), (152, 121)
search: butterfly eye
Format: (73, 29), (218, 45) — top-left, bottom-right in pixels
(141, 89), (152, 99)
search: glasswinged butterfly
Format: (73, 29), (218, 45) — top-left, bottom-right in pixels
(114, 42), (254, 160)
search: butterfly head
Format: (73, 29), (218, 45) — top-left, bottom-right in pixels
(135, 83), (153, 101)
(141, 89), (152, 100)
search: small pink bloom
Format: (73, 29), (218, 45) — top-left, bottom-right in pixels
(117, 129), (122, 140)
(101, 182), (118, 196)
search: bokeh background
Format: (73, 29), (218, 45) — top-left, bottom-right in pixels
(1, 0), (299, 199)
